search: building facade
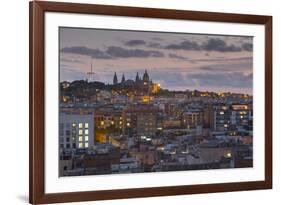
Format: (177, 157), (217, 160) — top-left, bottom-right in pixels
(59, 112), (94, 151)
(122, 104), (157, 137)
(181, 110), (204, 129)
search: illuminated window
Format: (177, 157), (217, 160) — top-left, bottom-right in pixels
(79, 136), (83, 142)
(220, 111), (224, 115)
(78, 143), (83, 148)
(72, 123), (76, 127)
(226, 152), (232, 158)
(85, 123), (89, 128)
(85, 136), (89, 141)
(85, 142), (89, 148)
(79, 123), (83, 128)
(85, 129), (89, 135)
(79, 129), (83, 135)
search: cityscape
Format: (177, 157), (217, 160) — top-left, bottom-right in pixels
(59, 28), (253, 177)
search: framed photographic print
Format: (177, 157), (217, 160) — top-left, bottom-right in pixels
(29, 1), (272, 204)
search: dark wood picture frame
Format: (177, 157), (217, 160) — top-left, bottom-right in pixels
(29, 1), (272, 204)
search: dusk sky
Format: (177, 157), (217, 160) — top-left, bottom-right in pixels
(59, 27), (253, 94)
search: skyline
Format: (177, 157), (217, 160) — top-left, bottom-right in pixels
(59, 27), (253, 94)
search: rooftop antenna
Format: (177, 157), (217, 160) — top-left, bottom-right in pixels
(86, 60), (95, 82)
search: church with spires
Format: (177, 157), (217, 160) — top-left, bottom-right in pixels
(112, 70), (160, 94)
(113, 70), (151, 87)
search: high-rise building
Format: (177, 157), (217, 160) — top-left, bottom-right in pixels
(59, 113), (94, 151)
(230, 104), (252, 130)
(122, 104), (157, 137)
(181, 110), (203, 129)
(210, 104), (252, 131)
(94, 109), (122, 132)
(137, 112), (157, 137)
(211, 105), (232, 131)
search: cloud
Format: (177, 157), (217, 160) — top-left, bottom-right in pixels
(168, 53), (188, 60)
(187, 72), (252, 88)
(60, 58), (86, 64)
(105, 46), (164, 58)
(161, 38), (252, 52)
(193, 56), (252, 63)
(61, 46), (165, 59)
(145, 68), (252, 92)
(147, 42), (161, 48)
(196, 58), (253, 73)
(151, 37), (163, 41)
(242, 42), (253, 51)
(60, 46), (112, 59)
(125, 40), (146, 46)
(202, 38), (241, 52)
(164, 40), (200, 50)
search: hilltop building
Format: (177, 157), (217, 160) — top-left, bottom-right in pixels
(112, 70), (160, 94)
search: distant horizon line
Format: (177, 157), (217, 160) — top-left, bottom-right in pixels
(60, 79), (253, 96)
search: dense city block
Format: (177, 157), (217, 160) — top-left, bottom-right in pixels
(59, 70), (253, 176)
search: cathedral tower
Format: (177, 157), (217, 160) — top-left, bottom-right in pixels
(143, 69), (149, 84)
(113, 72), (118, 84)
(135, 72), (140, 82)
(121, 74), (125, 83)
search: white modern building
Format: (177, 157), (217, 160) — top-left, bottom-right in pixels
(59, 112), (94, 151)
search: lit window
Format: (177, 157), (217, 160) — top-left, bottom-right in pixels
(226, 152), (232, 158)
(85, 123), (89, 128)
(85, 129), (89, 135)
(85, 142), (89, 148)
(79, 136), (83, 142)
(78, 143), (83, 148)
(72, 123), (76, 127)
(220, 111), (224, 115)
(79, 129), (83, 135)
(85, 136), (89, 141)
(79, 123), (83, 128)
